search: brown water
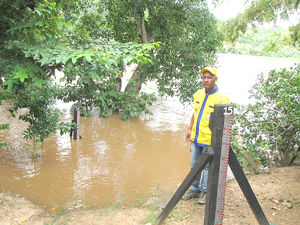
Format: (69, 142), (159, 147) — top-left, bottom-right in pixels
(0, 95), (193, 210)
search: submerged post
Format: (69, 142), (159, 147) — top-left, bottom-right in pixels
(73, 108), (80, 140)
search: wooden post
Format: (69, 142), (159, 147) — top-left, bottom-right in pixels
(228, 146), (269, 225)
(73, 108), (80, 140)
(204, 104), (233, 225)
(156, 104), (269, 225)
(156, 146), (214, 225)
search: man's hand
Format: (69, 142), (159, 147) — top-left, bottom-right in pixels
(185, 114), (194, 142)
(185, 129), (191, 142)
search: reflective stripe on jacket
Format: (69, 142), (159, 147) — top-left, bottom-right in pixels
(190, 87), (230, 147)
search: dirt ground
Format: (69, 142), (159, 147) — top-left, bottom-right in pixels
(1, 166), (299, 225)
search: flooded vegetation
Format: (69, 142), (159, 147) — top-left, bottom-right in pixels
(0, 54), (297, 210)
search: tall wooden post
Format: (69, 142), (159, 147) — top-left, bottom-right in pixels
(156, 104), (269, 225)
(204, 104), (233, 225)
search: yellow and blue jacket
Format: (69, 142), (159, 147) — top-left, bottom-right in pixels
(190, 86), (230, 147)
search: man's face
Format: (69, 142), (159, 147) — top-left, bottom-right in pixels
(202, 71), (218, 92)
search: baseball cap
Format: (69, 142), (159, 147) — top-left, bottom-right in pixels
(200, 66), (217, 77)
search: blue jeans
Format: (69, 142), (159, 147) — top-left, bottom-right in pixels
(189, 141), (209, 193)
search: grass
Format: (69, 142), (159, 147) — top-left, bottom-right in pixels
(139, 206), (160, 224)
(137, 198), (143, 207)
(46, 184), (202, 224)
(99, 202), (122, 216)
(32, 204), (39, 209)
(151, 191), (158, 197)
(278, 195), (284, 202)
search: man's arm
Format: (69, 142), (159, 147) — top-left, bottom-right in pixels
(185, 113), (194, 142)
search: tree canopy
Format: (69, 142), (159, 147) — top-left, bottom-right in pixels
(101, 0), (223, 102)
(220, 0), (300, 50)
(219, 26), (300, 58)
(0, 0), (157, 153)
(0, 0), (224, 155)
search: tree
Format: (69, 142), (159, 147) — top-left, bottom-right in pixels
(232, 64), (300, 170)
(219, 0), (300, 49)
(102, 0), (224, 103)
(46, 0), (223, 118)
(0, 0), (157, 154)
(218, 26), (300, 58)
(8, 80), (76, 157)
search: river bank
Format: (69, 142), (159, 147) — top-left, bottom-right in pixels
(1, 166), (299, 225)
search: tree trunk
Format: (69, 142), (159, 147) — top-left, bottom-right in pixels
(289, 146), (300, 166)
(124, 13), (147, 94)
(124, 66), (143, 93)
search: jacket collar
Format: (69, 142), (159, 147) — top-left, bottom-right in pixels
(206, 86), (219, 95)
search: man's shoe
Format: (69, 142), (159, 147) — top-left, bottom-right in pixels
(182, 189), (199, 200)
(197, 191), (206, 205)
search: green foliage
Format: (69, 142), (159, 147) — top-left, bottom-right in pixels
(1, 0), (157, 106)
(232, 64), (300, 170)
(62, 65), (157, 120)
(103, 0), (224, 103)
(137, 198), (143, 207)
(115, 82), (157, 121)
(139, 206), (160, 224)
(8, 80), (76, 156)
(0, 0), (158, 156)
(279, 195), (285, 202)
(220, 0), (300, 52)
(0, 123), (9, 147)
(219, 26), (300, 59)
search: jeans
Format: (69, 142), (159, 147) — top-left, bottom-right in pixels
(189, 141), (209, 193)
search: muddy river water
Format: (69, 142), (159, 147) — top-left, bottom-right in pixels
(0, 54), (297, 209)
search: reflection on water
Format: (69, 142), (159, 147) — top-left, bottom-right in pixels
(0, 95), (192, 209)
(0, 54), (297, 209)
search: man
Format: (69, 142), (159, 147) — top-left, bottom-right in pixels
(183, 66), (230, 205)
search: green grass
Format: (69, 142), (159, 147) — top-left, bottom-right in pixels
(139, 206), (160, 224)
(98, 202), (122, 216)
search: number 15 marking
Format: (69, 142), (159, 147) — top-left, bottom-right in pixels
(224, 106), (233, 115)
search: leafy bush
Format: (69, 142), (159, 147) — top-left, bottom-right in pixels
(9, 80), (76, 157)
(61, 62), (157, 120)
(232, 63), (300, 171)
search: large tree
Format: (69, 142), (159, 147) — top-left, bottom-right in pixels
(102, 0), (224, 102)
(0, 0), (157, 153)
(51, 0), (224, 118)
